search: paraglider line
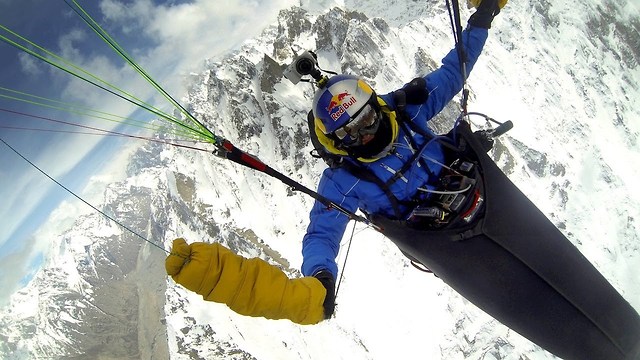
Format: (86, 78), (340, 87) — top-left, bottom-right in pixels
(0, 26), (212, 142)
(0, 107), (211, 152)
(0, 137), (170, 255)
(335, 220), (357, 300)
(63, 0), (215, 142)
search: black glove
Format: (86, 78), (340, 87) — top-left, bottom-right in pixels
(474, 130), (495, 152)
(468, 0), (505, 29)
(314, 270), (336, 319)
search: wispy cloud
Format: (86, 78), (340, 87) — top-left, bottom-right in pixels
(0, 234), (40, 306)
(17, 52), (44, 77)
(0, 198), (87, 306)
(1, 0), (300, 306)
(102, 0), (299, 77)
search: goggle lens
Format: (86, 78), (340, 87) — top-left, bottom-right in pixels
(334, 104), (380, 146)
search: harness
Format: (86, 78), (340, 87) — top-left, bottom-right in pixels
(308, 78), (487, 226)
(308, 109), (406, 218)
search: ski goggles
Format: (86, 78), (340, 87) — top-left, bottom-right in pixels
(333, 103), (381, 146)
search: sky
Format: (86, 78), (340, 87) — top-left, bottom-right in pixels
(0, 0), (306, 305)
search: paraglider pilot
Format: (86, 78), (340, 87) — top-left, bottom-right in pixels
(165, 0), (507, 325)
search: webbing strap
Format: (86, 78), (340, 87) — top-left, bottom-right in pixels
(340, 160), (404, 219)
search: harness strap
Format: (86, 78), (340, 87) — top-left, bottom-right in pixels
(456, 224), (484, 241)
(392, 90), (436, 180)
(340, 160), (404, 219)
(339, 91), (464, 220)
(308, 88), (469, 221)
(395, 120), (437, 180)
(308, 109), (405, 219)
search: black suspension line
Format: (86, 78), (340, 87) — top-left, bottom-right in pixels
(0, 137), (169, 255)
(446, 0), (471, 114)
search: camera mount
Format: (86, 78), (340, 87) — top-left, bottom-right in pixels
(283, 50), (332, 87)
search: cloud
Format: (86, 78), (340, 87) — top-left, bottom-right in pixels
(1, 0), (303, 306)
(0, 105), (144, 250)
(18, 52), (44, 77)
(0, 234), (40, 306)
(0, 134), (140, 306)
(0, 199), (85, 306)
(0, 133), (94, 256)
(100, 0), (156, 33)
(57, 28), (88, 62)
(101, 0), (299, 72)
(0, 165), (54, 248)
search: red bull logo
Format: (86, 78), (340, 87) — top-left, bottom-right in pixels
(326, 92), (357, 121)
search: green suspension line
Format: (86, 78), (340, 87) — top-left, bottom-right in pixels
(0, 0), (379, 241)
(0, 86), (201, 141)
(64, 0), (215, 142)
(0, 22), (213, 143)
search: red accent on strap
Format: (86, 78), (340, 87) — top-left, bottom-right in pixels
(222, 140), (267, 172)
(461, 189), (481, 219)
(241, 153), (267, 171)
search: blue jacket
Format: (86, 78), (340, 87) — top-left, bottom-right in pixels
(302, 26), (489, 278)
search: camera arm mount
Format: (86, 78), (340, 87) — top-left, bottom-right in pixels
(283, 50), (335, 88)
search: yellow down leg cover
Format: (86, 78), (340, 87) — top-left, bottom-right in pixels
(165, 238), (326, 325)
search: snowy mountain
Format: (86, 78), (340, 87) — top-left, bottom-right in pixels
(1, 1), (639, 359)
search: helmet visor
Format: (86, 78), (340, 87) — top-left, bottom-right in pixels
(333, 104), (380, 146)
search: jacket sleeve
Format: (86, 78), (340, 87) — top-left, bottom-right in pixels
(421, 26), (489, 120)
(166, 238), (326, 325)
(301, 168), (359, 278)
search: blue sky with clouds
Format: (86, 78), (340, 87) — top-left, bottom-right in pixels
(0, 0), (302, 305)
